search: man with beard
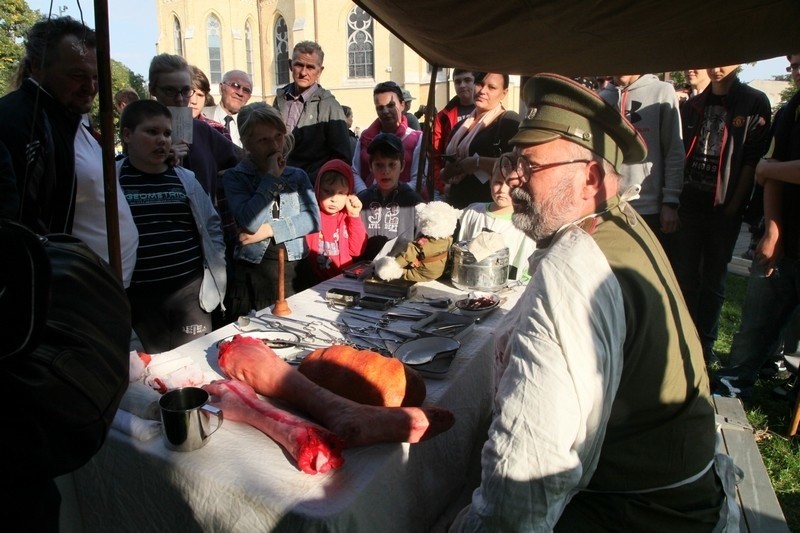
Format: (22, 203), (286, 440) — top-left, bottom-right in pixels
(450, 74), (732, 531)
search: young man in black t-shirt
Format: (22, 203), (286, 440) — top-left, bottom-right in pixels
(672, 65), (771, 366)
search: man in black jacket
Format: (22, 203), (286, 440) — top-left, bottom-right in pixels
(0, 16), (98, 234)
(672, 65), (771, 365)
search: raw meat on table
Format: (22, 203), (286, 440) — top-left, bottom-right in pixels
(217, 335), (455, 448)
(203, 380), (344, 475)
(298, 344), (426, 407)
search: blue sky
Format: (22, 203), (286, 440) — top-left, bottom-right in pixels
(27, 0), (160, 78)
(26, 1), (790, 82)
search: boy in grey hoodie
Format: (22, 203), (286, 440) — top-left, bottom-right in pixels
(600, 74), (684, 253)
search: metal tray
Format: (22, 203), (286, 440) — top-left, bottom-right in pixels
(394, 337), (460, 380)
(410, 311), (475, 341)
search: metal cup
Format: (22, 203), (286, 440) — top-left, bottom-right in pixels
(158, 387), (223, 452)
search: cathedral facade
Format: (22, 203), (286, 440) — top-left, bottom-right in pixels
(154, 0), (467, 131)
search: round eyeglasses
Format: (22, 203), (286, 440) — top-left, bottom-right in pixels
(157, 86), (195, 99)
(499, 153), (592, 186)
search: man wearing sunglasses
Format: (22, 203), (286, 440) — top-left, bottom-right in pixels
(451, 74), (730, 531)
(203, 69), (253, 148)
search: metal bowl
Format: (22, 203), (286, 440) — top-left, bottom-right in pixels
(454, 291), (501, 317)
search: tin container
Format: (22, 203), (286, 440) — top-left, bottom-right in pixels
(450, 241), (509, 292)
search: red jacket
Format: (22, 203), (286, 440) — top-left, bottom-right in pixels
(305, 159), (367, 281)
(431, 97), (465, 194)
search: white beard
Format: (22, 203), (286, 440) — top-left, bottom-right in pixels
(511, 178), (578, 243)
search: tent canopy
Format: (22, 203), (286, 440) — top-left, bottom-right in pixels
(354, 0), (800, 76)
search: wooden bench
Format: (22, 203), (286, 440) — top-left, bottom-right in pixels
(714, 395), (790, 532)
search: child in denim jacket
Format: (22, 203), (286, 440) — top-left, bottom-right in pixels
(223, 103), (320, 319)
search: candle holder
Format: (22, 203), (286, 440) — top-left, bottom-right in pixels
(272, 247), (291, 316)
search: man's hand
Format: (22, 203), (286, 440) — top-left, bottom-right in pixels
(239, 223), (274, 245)
(755, 158), (773, 186)
(345, 195), (362, 217)
(660, 205), (679, 234)
(756, 222), (783, 277)
(439, 158), (470, 184)
(170, 140), (190, 166)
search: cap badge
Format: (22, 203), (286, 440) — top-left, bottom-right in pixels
(526, 107), (538, 120)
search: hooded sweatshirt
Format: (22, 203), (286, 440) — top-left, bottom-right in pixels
(599, 74), (684, 215)
(305, 159), (368, 281)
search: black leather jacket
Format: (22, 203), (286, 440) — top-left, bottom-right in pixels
(0, 78), (82, 233)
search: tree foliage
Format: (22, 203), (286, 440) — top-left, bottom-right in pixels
(0, 0), (40, 93)
(89, 59), (147, 133)
(773, 74), (799, 104)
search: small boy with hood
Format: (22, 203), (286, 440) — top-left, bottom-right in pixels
(305, 159), (367, 281)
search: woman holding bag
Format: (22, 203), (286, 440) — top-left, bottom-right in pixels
(439, 73), (521, 209)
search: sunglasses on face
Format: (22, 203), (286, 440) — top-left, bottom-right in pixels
(223, 81), (253, 95)
(787, 63), (800, 73)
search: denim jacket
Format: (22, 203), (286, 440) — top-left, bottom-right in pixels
(223, 159), (320, 263)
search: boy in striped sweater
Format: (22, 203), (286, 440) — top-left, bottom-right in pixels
(119, 100), (227, 353)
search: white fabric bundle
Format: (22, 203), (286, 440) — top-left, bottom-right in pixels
(112, 409), (161, 442)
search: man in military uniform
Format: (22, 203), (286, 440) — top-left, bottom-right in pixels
(451, 74), (731, 531)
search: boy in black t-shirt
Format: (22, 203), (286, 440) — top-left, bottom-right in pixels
(357, 132), (424, 260)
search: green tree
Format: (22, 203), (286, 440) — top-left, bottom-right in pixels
(773, 74), (798, 104)
(90, 59), (148, 138)
(670, 71), (686, 85)
(0, 0), (40, 94)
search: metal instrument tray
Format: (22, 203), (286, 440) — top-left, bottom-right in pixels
(410, 312), (475, 341)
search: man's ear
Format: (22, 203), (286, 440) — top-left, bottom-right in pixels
(398, 158), (405, 172)
(121, 127), (133, 144)
(582, 159), (604, 198)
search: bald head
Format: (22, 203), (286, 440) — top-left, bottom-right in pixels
(219, 70), (253, 114)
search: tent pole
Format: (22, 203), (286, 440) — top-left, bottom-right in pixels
(94, 0), (122, 281)
(417, 64), (439, 200)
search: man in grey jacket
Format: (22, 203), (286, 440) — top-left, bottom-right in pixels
(273, 41), (352, 183)
(600, 74), (684, 254)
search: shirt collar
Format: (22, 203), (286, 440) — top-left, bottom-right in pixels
(287, 83), (319, 102)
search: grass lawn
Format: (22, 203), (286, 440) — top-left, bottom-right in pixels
(714, 272), (800, 530)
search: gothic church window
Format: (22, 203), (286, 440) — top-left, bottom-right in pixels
(347, 7), (374, 79)
(173, 16), (183, 57)
(207, 15), (222, 83)
(274, 17), (289, 86)
(245, 21), (254, 77)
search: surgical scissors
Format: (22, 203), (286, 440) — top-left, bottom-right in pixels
(255, 314), (341, 342)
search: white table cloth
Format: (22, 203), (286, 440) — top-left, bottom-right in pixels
(70, 276), (524, 532)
